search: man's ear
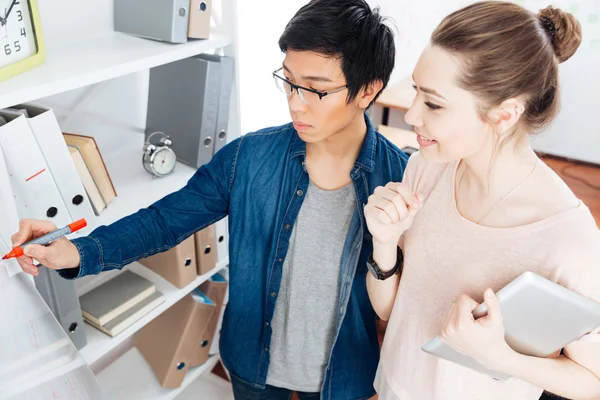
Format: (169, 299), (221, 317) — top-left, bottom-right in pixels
(358, 80), (384, 109)
(488, 98), (525, 134)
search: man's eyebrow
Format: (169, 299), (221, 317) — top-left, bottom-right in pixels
(283, 63), (334, 83)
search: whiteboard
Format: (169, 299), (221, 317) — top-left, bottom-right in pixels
(0, 266), (110, 399)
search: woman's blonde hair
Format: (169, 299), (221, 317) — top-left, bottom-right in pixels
(431, 1), (582, 139)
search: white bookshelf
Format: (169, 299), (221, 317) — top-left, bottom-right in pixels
(78, 259), (229, 366)
(0, 31), (232, 110)
(96, 347), (222, 400)
(0, 0), (241, 397)
(97, 129), (199, 227)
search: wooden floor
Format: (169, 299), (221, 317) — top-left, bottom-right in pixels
(541, 155), (600, 225)
(212, 155), (600, 399)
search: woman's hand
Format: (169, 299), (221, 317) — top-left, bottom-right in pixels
(439, 289), (516, 372)
(364, 182), (421, 246)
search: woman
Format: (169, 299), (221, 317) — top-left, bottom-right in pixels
(366, 2), (600, 399)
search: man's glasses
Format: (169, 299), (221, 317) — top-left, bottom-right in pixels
(272, 67), (347, 106)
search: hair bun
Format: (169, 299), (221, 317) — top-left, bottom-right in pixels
(538, 6), (582, 63)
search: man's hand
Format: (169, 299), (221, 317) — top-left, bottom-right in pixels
(11, 219), (81, 276)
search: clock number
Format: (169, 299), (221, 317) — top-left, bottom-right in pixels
(16, 10), (22, 21)
(20, 27), (26, 37)
(14, 41), (20, 52)
(4, 44), (10, 55)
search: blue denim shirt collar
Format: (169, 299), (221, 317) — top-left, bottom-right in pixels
(289, 113), (377, 174)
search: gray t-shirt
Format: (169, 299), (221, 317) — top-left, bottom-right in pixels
(266, 180), (356, 392)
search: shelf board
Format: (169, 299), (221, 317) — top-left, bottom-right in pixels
(0, 31), (232, 109)
(96, 130), (198, 227)
(96, 347), (221, 400)
(78, 259), (229, 366)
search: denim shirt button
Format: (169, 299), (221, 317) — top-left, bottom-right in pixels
(270, 291), (276, 297)
(265, 347), (269, 352)
(285, 224), (291, 230)
(278, 258), (283, 262)
(296, 189), (303, 196)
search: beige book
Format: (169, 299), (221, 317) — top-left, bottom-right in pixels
(79, 270), (155, 326)
(85, 291), (165, 337)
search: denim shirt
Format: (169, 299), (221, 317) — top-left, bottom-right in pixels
(60, 114), (408, 400)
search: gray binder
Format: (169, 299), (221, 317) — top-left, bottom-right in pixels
(146, 56), (220, 168)
(34, 268), (87, 350)
(114, 0), (190, 44)
(195, 54), (235, 155)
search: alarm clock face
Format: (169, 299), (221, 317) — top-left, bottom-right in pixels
(0, 0), (38, 68)
(152, 147), (177, 176)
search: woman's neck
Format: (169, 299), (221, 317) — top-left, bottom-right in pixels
(458, 138), (538, 198)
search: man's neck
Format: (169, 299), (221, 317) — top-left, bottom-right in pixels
(306, 111), (367, 162)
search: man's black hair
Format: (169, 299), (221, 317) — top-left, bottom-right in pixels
(278, 0), (396, 105)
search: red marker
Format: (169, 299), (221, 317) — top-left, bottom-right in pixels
(2, 218), (87, 260)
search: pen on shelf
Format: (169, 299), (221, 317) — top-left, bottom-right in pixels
(1, 218), (87, 260)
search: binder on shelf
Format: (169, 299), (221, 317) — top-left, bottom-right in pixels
(33, 268), (88, 350)
(0, 148), (23, 277)
(190, 272), (228, 367)
(215, 218), (229, 264)
(188, 0), (212, 39)
(11, 104), (98, 236)
(114, 0), (190, 44)
(195, 53), (235, 155)
(194, 224), (216, 276)
(0, 113), (87, 348)
(146, 55), (220, 169)
(0, 113), (72, 228)
(135, 291), (216, 388)
(139, 235), (198, 289)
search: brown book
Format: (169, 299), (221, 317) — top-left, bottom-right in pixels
(190, 273), (228, 367)
(62, 133), (116, 205)
(139, 236), (198, 289)
(194, 224), (217, 276)
(135, 291), (216, 388)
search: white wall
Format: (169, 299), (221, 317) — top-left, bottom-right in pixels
(235, 0), (600, 163)
(36, 0), (600, 164)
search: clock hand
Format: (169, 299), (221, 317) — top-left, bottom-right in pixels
(3, 0), (17, 24)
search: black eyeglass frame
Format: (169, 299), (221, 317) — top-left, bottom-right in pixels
(272, 67), (348, 103)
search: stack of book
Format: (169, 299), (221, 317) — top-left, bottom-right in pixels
(79, 270), (164, 337)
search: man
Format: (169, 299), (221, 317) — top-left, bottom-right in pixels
(12, 0), (407, 398)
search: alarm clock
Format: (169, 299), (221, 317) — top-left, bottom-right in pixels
(143, 132), (177, 178)
(0, 0), (46, 82)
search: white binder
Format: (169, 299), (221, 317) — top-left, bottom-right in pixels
(0, 114), (72, 230)
(0, 147), (23, 277)
(0, 112), (89, 350)
(215, 217), (229, 265)
(3, 105), (97, 237)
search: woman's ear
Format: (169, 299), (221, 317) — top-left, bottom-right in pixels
(488, 98), (525, 134)
(359, 80), (384, 109)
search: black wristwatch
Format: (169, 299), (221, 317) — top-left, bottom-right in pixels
(367, 246), (403, 280)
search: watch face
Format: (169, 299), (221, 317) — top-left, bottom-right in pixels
(0, 0), (38, 68)
(152, 147), (177, 176)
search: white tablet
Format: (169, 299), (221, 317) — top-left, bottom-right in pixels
(421, 271), (600, 380)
